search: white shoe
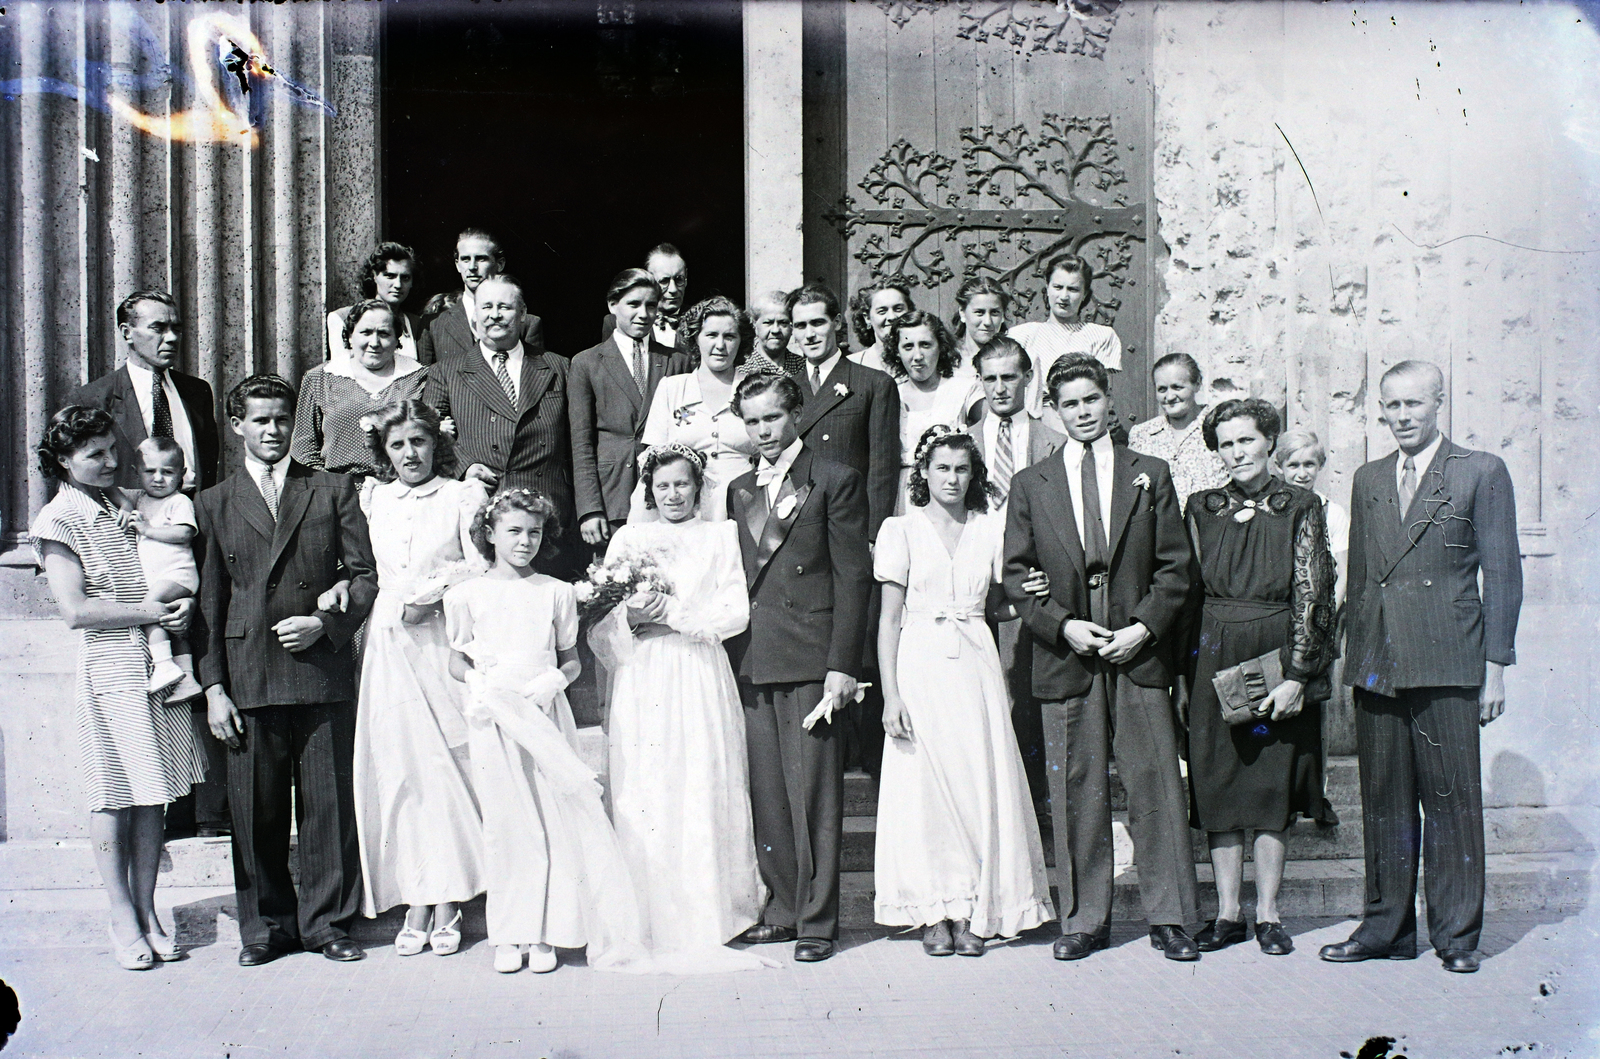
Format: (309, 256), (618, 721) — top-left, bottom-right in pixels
(165, 672), (205, 702)
(149, 660), (184, 693)
(394, 923), (429, 957)
(430, 910), (463, 955)
(493, 944), (525, 973)
(527, 943), (557, 973)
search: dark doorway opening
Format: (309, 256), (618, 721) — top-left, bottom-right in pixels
(382, 0), (744, 358)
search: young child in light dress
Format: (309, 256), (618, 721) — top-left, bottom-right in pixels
(116, 437), (203, 700)
(444, 489), (643, 975)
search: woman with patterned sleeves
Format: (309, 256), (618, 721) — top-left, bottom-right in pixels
(1184, 399), (1337, 958)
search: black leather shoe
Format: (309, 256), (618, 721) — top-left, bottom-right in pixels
(238, 943), (290, 967)
(952, 920), (986, 957)
(922, 921), (954, 957)
(738, 924), (798, 944)
(1149, 925), (1200, 961)
(1438, 949), (1480, 973)
(320, 938), (366, 962)
(1195, 917), (1248, 952)
(793, 938), (834, 962)
(1255, 921), (1294, 956)
(1319, 937), (1416, 963)
(1052, 933), (1109, 961)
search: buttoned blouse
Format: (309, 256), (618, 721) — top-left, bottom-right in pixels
(361, 476), (488, 623)
(1128, 412), (1229, 515)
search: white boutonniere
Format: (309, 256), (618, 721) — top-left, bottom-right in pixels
(358, 413), (382, 435)
(1132, 472), (1152, 491)
(834, 382), (850, 397)
(773, 494), (798, 520)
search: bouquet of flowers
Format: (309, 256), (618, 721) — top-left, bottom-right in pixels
(574, 547), (673, 628)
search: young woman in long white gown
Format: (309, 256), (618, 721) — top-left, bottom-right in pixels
(596, 445), (773, 973)
(348, 400), (488, 956)
(874, 425), (1056, 956)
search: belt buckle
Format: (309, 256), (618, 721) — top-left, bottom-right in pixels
(1087, 572), (1108, 589)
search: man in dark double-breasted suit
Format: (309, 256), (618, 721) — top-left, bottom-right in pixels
(423, 277), (576, 572)
(193, 375), (378, 967)
(570, 270), (692, 552)
(417, 228), (544, 365)
(1003, 356), (1201, 963)
(1320, 360), (1522, 975)
(724, 372), (872, 964)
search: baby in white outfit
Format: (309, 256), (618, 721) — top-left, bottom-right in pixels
(118, 437), (203, 699)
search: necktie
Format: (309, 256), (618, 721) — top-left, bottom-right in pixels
(1080, 440), (1108, 572)
(150, 372), (173, 439)
(258, 464), (279, 522)
(1399, 454), (1418, 520)
(992, 415), (1015, 503)
(632, 337), (647, 397)
(492, 351), (518, 408)
(810, 363), (822, 395)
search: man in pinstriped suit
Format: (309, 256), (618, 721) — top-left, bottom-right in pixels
(1320, 360), (1523, 975)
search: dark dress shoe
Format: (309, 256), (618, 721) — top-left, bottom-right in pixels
(320, 938), (366, 962)
(1052, 933), (1109, 961)
(952, 920), (986, 957)
(738, 924), (798, 945)
(1439, 949), (1480, 973)
(922, 921), (954, 957)
(1255, 921), (1293, 955)
(238, 943), (290, 967)
(793, 938), (834, 962)
(1195, 918), (1248, 952)
(1149, 925), (1200, 961)
(1319, 937), (1416, 962)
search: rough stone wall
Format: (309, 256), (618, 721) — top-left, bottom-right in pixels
(1150, 0), (1600, 604)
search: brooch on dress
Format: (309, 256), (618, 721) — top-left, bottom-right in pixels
(672, 404), (696, 427)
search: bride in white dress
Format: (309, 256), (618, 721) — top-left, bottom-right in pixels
(595, 444), (773, 973)
(874, 425), (1056, 956)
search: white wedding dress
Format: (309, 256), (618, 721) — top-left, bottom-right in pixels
(595, 517), (774, 973)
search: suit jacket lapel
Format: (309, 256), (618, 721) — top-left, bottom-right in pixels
(600, 341), (644, 415)
(1105, 447), (1140, 559)
(107, 367), (148, 448)
(797, 361), (850, 435)
(268, 465), (313, 569)
(233, 471), (276, 543)
(457, 353), (518, 420)
(518, 353), (555, 421)
(729, 477), (764, 585)
(441, 301), (474, 355)
(749, 448), (816, 585)
(1034, 458), (1086, 571)
(1378, 438), (1456, 581)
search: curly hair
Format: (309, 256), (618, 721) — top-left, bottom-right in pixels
(365, 399), (457, 483)
(1202, 398), (1282, 452)
(37, 406), (117, 481)
(907, 425), (996, 513)
(675, 296), (751, 368)
(359, 242), (415, 301)
(469, 488), (561, 564)
(640, 444), (707, 511)
(848, 276), (916, 349)
(882, 310), (957, 381)
(225, 374), (296, 421)
(341, 299), (400, 351)
(950, 276), (1011, 339)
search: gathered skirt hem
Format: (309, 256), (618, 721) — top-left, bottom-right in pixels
(874, 896), (1056, 938)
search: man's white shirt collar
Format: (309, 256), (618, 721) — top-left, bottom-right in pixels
(243, 452), (289, 502)
(757, 437), (804, 502)
(805, 351), (842, 387)
(480, 340), (525, 400)
(1397, 432), (1444, 491)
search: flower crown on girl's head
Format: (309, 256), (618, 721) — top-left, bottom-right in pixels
(642, 443), (707, 473)
(911, 423), (970, 466)
(470, 487), (561, 562)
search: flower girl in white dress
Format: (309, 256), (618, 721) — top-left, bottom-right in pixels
(444, 489), (643, 974)
(874, 426), (1056, 957)
(596, 445), (772, 973)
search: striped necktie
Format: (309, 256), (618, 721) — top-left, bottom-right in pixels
(1398, 455), (1417, 520)
(492, 351), (518, 408)
(632, 337), (647, 397)
(258, 465), (279, 522)
(992, 415), (1015, 503)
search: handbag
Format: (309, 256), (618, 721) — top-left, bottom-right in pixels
(1211, 649), (1285, 726)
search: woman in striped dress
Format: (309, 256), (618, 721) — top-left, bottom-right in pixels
(30, 407), (205, 970)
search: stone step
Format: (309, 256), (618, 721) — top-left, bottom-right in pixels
(844, 756), (1363, 818)
(1, 851), (1588, 948)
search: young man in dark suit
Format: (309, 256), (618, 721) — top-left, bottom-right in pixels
(1320, 360), (1522, 975)
(569, 269), (692, 554)
(1003, 355), (1201, 963)
(600, 243), (689, 350)
(74, 289), (227, 838)
(193, 374), (378, 967)
(970, 336), (1067, 809)
(725, 372), (872, 964)
(417, 228), (544, 364)
(423, 276), (576, 571)
(72, 290), (221, 495)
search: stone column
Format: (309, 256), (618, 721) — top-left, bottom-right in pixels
(742, 0), (805, 301)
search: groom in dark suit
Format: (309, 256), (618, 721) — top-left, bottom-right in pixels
(1003, 355), (1201, 962)
(725, 372), (872, 963)
(1320, 360), (1522, 974)
(193, 374), (378, 966)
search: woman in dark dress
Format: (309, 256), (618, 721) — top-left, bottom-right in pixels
(1185, 398), (1336, 957)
